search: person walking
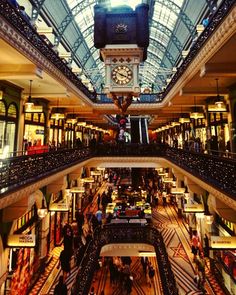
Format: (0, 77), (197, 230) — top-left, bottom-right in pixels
(95, 208), (103, 225)
(75, 209), (84, 237)
(58, 249), (71, 281)
(97, 193), (101, 209)
(148, 264), (155, 287)
(63, 223), (73, 258)
(54, 275), (67, 295)
(191, 230), (200, 261)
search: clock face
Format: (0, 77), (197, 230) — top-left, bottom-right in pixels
(112, 65), (133, 85)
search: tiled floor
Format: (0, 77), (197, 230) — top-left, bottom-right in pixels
(30, 184), (227, 295)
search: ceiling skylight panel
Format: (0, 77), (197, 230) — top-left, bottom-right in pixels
(149, 47), (163, 60)
(92, 51), (99, 61)
(153, 3), (178, 31)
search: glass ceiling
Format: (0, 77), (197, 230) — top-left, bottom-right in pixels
(36, 0), (210, 93)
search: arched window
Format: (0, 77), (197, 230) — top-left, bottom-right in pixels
(0, 101), (6, 117)
(7, 103), (17, 119)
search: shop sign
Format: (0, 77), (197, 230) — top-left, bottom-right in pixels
(184, 204), (204, 213)
(171, 187), (185, 194)
(163, 177), (173, 183)
(70, 187), (85, 193)
(36, 129), (44, 135)
(7, 234), (36, 247)
(210, 236), (236, 249)
(49, 199), (69, 212)
(91, 171), (101, 176)
(81, 177), (94, 183)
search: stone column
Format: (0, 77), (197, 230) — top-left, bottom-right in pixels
(16, 93), (25, 152)
(228, 85), (236, 154)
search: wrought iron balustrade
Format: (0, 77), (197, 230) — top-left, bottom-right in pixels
(95, 143), (165, 157)
(165, 147), (236, 199)
(71, 225), (178, 295)
(0, 147), (91, 195)
(96, 93), (162, 104)
(0, 144), (235, 200)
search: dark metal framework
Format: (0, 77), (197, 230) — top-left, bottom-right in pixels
(29, 0), (198, 91)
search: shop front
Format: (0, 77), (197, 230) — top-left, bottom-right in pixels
(24, 112), (47, 153)
(5, 205), (39, 295)
(48, 193), (69, 252)
(210, 215), (236, 295)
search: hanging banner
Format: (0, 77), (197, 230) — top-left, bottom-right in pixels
(7, 234), (36, 247)
(210, 236), (236, 249)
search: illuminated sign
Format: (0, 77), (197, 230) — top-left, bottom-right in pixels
(70, 187), (85, 193)
(171, 188), (185, 194)
(36, 129), (44, 135)
(183, 204), (204, 213)
(91, 171), (102, 176)
(210, 236), (236, 249)
(7, 234), (36, 247)
(49, 199), (69, 211)
(80, 177), (94, 183)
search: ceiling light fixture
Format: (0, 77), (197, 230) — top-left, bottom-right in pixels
(179, 107), (190, 123)
(51, 98), (65, 120)
(190, 96), (204, 119)
(66, 109), (77, 124)
(25, 80), (34, 109)
(214, 78), (225, 108)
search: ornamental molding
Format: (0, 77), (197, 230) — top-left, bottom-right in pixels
(163, 4), (236, 105)
(0, 16), (91, 105)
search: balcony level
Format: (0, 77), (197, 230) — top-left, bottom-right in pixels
(0, 144), (235, 212)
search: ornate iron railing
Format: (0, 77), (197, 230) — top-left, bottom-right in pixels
(165, 147), (236, 199)
(96, 93), (162, 103)
(71, 225), (178, 295)
(0, 145), (235, 199)
(0, 0), (96, 101)
(0, 147), (91, 195)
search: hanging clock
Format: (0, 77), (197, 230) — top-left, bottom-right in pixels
(111, 65), (133, 85)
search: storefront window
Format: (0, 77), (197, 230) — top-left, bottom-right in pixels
(24, 112), (45, 147)
(8, 206), (38, 295)
(6, 122), (16, 153)
(215, 250), (236, 283)
(0, 102), (18, 156)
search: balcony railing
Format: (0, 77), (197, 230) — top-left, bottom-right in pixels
(71, 224), (178, 295)
(0, 145), (235, 199)
(0, 147), (91, 195)
(96, 93), (162, 104)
